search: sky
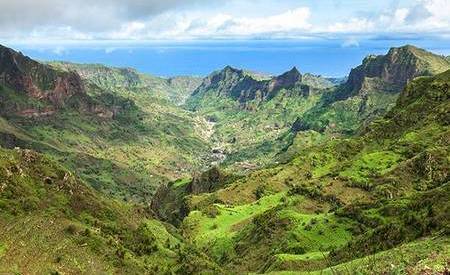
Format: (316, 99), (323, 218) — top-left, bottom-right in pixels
(1, 0), (449, 77)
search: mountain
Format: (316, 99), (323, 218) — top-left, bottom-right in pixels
(345, 45), (450, 95)
(49, 61), (202, 105)
(157, 69), (450, 273)
(185, 66), (334, 170)
(293, 45), (450, 134)
(1, 43), (449, 274)
(0, 44), (211, 202)
(0, 45), (116, 119)
(190, 66), (318, 108)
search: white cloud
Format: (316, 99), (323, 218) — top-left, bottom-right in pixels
(0, 0), (449, 42)
(52, 46), (67, 56)
(104, 47), (117, 54)
(341, 37), (360, 48)
(323, 0), (450, 35)
(327, 18), (374, 33)
(106, 7), (312, 40)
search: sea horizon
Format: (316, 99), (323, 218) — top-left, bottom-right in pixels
(5, 38), (450, 78)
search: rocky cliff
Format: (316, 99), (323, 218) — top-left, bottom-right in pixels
(150, 167), (234, 225)
(291, 45), (450, 134)
(345, 45), (450, 97)
(0, 45), (85, 109)
(0, 44), (132, 119)
(191, 66), (309, 106)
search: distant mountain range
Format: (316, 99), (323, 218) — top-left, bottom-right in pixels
(48, 61), (202, 105)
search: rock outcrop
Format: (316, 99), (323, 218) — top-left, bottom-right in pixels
(191, 66), (308, 106)
(0, 44), (85, 109)
(186, 166), (228, 195)
(345, 45), (450, 97)
(0, 44), (130, 119)
(150, 167), (233, 225)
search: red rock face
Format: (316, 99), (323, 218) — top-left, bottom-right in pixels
(47, 73), (85, 108)
(0, 44), (86, 113)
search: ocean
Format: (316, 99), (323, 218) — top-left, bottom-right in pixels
(9, 38), (450, 78)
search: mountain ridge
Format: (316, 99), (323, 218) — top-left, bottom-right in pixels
(49, 61), (203, 105)
(158, 68), (450, 273)
(1, 43), (449, 274)
(189, 65), (314, 108)
(291, 45), (450, 134)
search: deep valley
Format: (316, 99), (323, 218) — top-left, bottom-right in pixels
(0, 43), (449, 274)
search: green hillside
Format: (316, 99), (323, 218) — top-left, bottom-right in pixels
(1, 44), (449, 274)
(48, 61), (202, 105)
(0, 146), (222, 274)
(156, 69), (450, 273)
(294, 45), (450, 135)
(0, 46), (211, 202)
(185, 67), (332, 171)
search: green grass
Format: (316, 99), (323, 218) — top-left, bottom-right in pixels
(276, 251), (328, 261)
(181, 193), (285, 263)
(172, 178), (192, 188)
(340, 151), (402, 185)
(317, 236), (450, 274)
(278, 210), (352, 253)
(263, 236), (450, 274)
(0, 243), (6, 258)
(0, 146), (204, 274)
(185, 192), (285, 245)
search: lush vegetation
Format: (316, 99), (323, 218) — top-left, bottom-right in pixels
(159, 69), (450, 273)
(0, 60), (211, 202)
(0, 44), (449, 274)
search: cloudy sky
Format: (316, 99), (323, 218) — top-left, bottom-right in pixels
(1, 0), (449, 77)
(0, 0), (449, 43)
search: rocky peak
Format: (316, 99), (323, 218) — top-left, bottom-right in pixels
(268, 67), (302, 93)
(278, 67), (302, 82)
(0, 44), (85, 109)
(191, 66), (306, 106)
(345, 45), (450, 95)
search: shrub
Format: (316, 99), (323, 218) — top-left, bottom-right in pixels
(66, 224), (77, 235)
(203, 205), (219, 218)
(284, 243), (306, 255)
(254, 185), (267, 200)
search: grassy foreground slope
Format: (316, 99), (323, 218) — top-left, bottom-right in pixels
(0, 146), (220, 274)
(159, 69), (450, 273)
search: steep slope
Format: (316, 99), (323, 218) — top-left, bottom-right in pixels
(0, 45), (117, 119)
(294, 45), (450, 134)
(0, 146), (220, 274)
(49, 61), (202, 105)
(190, 66), (309, 107)
(161, 69), (450, 273)
(185, 66), (332, 171)
(0, 44), (210, 202)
